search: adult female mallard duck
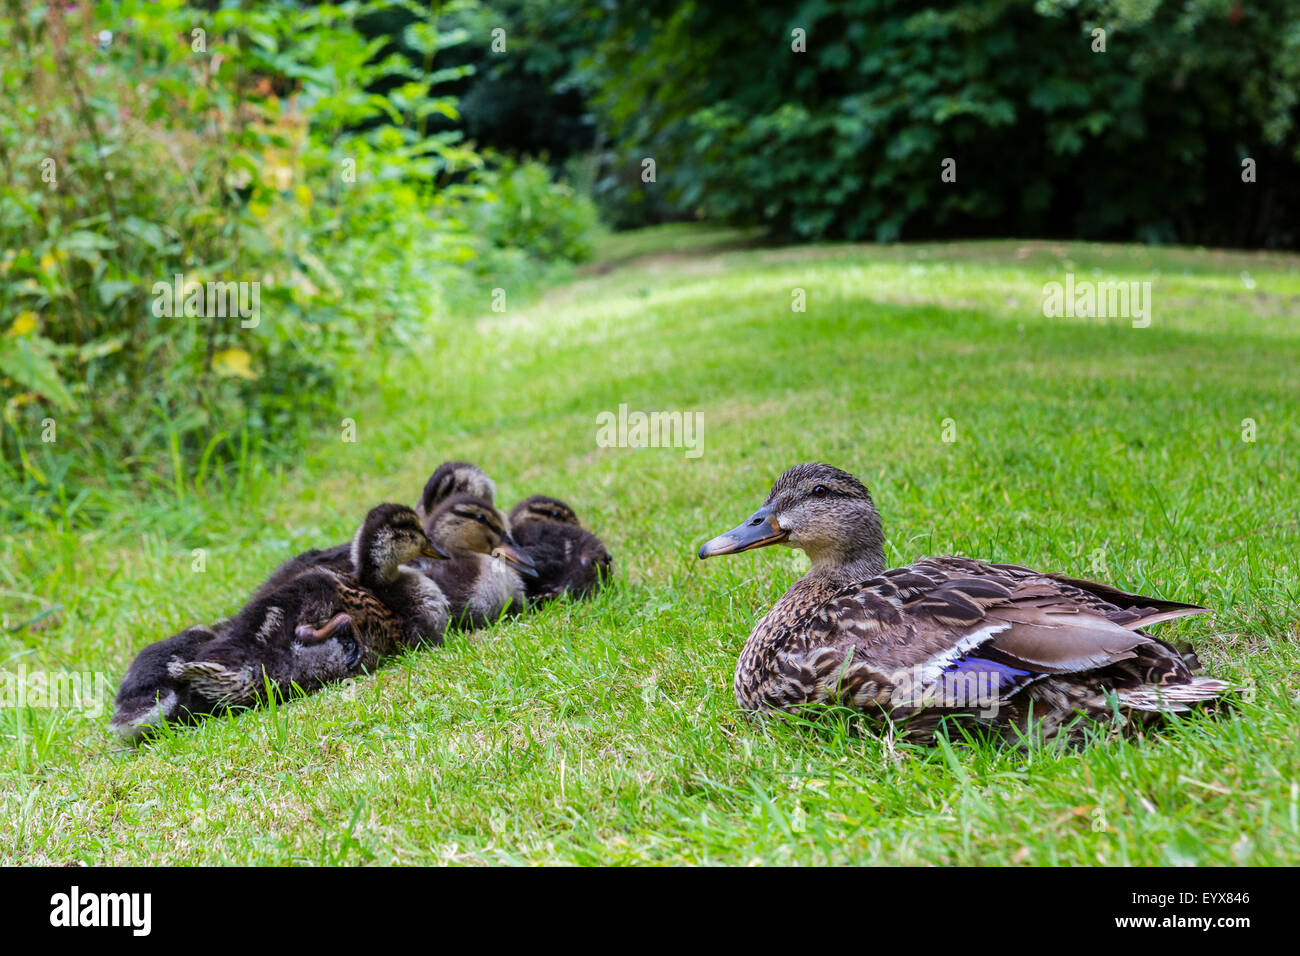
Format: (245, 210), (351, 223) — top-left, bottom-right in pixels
(111, 504), (448, 741)
(698, 463), (1231, 743)
(420, 493), (537, 628)
(506, 495), (613, 604)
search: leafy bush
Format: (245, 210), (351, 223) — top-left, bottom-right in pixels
(475, 158), (598, 264)
(0, 0), (598, 520)
(577, 0), (1300, 246)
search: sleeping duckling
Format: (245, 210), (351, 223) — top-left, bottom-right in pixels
(248, 542), (352, 604)
(507, 495), (614, 605)
(416, 460), (497, 522)
(420, 493), (537, 628)
(508, 495), (579, 527)
(161, 567), (372, 714)
(699, 462), (1232, 744)
(110, 610), (353, 742)
(111, 505), (449, 741)
(110, 623), (226, 741)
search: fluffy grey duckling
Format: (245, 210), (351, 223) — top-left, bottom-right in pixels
(419, 493), (537, 628)
(415, 460), (498, 522)
(111, 504), (449, 741)
(507, 494), (614, 605)
(250, 461), (497, 602)
(109, 622), (226, 742)
(109, 604), (354, 743)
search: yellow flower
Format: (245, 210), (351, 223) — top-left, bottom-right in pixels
(263, 154), (294, 191)
(212, 348), (258, 380)
(9, 311), (39, 336)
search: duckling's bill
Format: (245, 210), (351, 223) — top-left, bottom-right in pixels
(698, 505), (789, 558)
(421, 540), (451, 560)
(492, 540), (540, 578)
(295, 612), (352, 644)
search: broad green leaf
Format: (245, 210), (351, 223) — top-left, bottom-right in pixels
(0, 335), (77, 410)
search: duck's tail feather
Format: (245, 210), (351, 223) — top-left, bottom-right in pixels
(1047, 574), (1207, 616)
(1118, 676), (1235, 713)
(1132, 605), (1210, 627)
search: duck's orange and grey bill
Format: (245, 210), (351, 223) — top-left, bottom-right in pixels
(698, 506), (789, 558)
(493, 540), (540, 578)
(421, 540), (451, 560)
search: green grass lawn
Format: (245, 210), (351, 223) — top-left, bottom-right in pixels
(3, 227), (1299, 865)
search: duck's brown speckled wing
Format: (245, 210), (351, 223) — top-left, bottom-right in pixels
(737, 557), (1206, 714)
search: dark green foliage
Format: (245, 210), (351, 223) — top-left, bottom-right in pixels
(425, 1), (688, 229)
(579, 0), (1299, 246)
(431, 0), (600, 162)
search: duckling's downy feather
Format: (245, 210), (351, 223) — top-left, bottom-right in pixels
(420, 492), (527, 627)
(507, 495), (613, 604)
(111, 504), (448, 740)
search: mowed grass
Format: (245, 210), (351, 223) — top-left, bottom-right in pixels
(3, 227), (1299, 865)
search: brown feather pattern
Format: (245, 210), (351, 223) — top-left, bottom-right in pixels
(709, 464), (1233, 745)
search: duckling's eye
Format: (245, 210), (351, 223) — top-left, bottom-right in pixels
(812, 485), (829, 498)
(551, 510), (563, 519)
(474, 514), (487, 524)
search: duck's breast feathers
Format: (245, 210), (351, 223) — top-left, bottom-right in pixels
(822, 557), (1200, 682)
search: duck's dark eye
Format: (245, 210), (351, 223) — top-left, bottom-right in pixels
(812, 485), (829, 498)
(551, 510), (562, 519)
(475, 514), (487, 524)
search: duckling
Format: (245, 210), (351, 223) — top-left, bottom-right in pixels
(182, 503), (447, 710)
(508, 495), (579, 527)
(507, 494), (614, 604)
(336, 502), (452, 648)
(421, 493), (537, 628)
(416, 460), (497, 522)
(161, 566), (371, 714)
(110, 623), (226, 741)
(698, 462), (1232, 744)
(250, 460), (497, 601)
(111, 504), (449, 740)
(248, 542), (352, 604)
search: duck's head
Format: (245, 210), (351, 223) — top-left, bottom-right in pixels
(508, 494), (580, 528)
(426, 494), (538, 578)
(351, 503), (449, 586)
(698, 463), (884, 575)
(416, 461), (497, 520)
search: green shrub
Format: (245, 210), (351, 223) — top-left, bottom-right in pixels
(0, 0), (598, 523)
(475, 158), (598, 264)
(577, 0), (1300, 246)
